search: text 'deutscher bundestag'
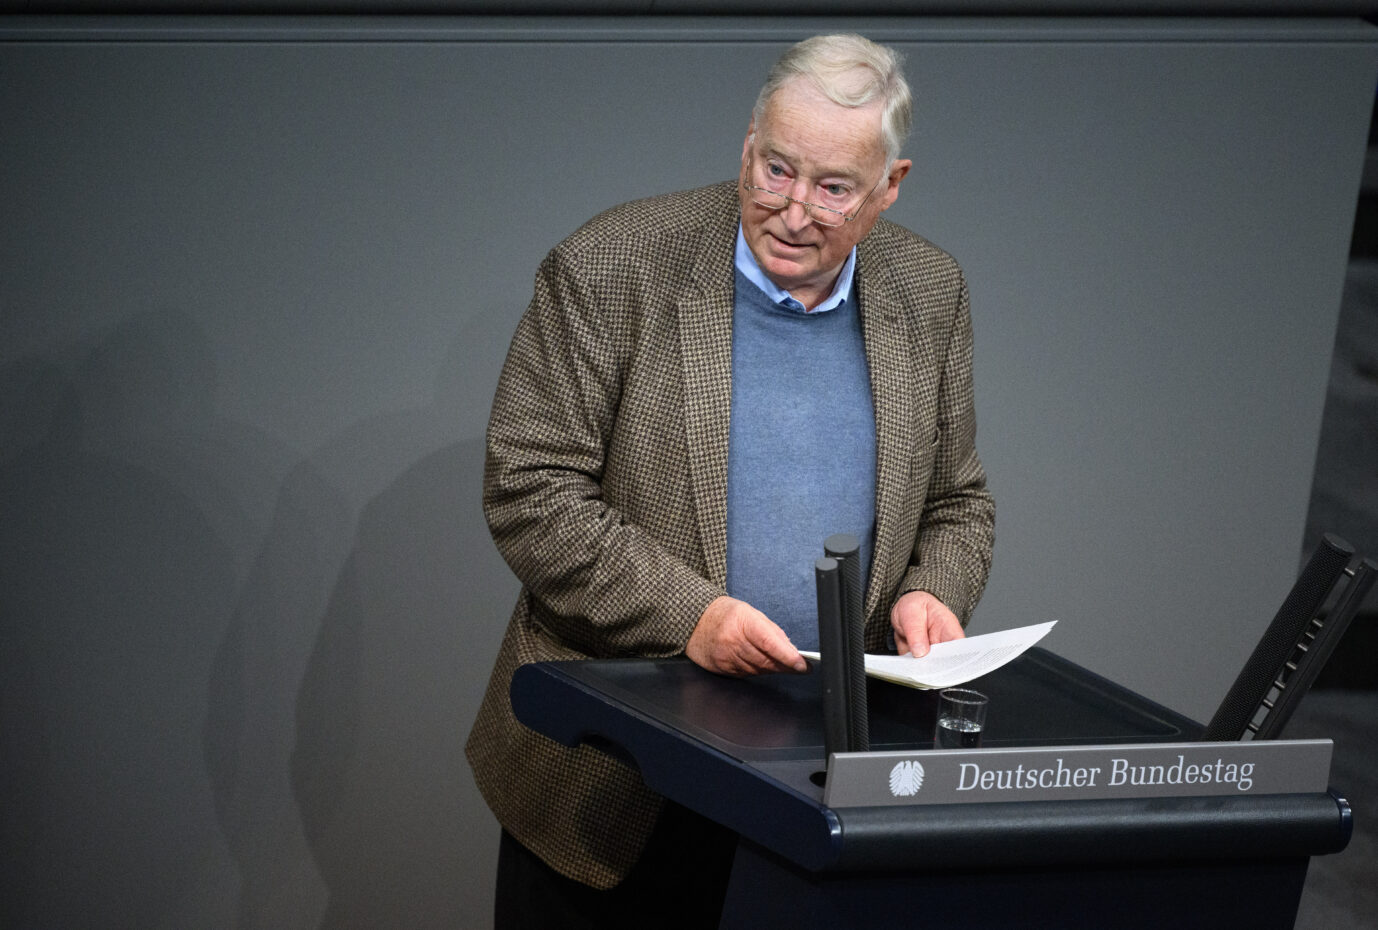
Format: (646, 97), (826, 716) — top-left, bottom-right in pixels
(823, 739), (1333, 808)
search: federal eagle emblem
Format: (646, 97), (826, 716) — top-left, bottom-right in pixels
(889, 759), (925, 797)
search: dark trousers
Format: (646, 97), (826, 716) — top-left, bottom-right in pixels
(494, 800), (737, 930)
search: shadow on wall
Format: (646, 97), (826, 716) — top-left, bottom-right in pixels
(201, 343), (516, 924)
(0, 310), (284, 927)
(205, 459), (352, 929)
(205, 433), (510, 930)
(1, 305), (518, 929)
(288, 438), (512, 928)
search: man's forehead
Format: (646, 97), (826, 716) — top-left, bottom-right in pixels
(755, 79), (886, 168)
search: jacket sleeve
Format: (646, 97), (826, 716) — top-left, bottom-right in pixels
(482, 243), (724, 659)
(898, 276), (996, 623)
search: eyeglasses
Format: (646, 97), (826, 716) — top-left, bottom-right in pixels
(740, 151), (886, 228)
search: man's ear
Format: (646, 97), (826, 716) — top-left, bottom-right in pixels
(879, 158), (913, 211)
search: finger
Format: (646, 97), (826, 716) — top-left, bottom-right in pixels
(698, 619), (776, 676)
(736, 639), (785, 675)
(905, 616), (933, 657)
(891, 613), (911, 655)
(714, 641), (763, 677)
(743, 616), (807, 673)
(892, 627), (911, 655)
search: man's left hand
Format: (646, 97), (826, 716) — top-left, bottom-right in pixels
(891, 590), (964, 657)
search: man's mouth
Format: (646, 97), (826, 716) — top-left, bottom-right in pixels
(769, 233), (812, 252)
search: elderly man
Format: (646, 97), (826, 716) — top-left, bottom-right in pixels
(468, 33), (995, 929)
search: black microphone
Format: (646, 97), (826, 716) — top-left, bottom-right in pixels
(821, 533), (869, 752)
(815, 557), (850, 759)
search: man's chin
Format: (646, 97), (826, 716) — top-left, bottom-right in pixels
(759, 254), (813, 288)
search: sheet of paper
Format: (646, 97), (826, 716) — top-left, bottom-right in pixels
(800, 620), (1057, 689)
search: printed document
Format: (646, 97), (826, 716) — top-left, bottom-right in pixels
(800, 620), (1057, 689)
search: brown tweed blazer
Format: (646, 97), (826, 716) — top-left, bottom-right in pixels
(466, 181), (995, 889)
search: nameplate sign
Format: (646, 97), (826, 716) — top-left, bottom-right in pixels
(823, 739), (1332, 808)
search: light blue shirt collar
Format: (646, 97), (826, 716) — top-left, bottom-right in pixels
(734, 224), (856, 315)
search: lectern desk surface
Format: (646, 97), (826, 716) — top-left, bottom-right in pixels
(510, 648), (1350, 874)
(527, 646), (1201, 757)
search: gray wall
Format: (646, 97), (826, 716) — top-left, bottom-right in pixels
(2, 16), (1374, 928)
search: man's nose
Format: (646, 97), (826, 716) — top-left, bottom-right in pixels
(780, 195), (814, 232)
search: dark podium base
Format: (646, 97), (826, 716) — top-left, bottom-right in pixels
(721, 839), (1309, 930)
(511, 654), (1349, 930)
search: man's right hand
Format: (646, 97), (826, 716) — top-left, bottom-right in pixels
(685, 595), (808, 677)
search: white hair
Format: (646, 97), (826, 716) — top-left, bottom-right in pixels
(752, 33), (912, 163)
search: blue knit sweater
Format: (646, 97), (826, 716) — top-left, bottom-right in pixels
(725, 267), (878, 650)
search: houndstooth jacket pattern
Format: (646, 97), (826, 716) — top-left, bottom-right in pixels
(466, 180), (995, 889)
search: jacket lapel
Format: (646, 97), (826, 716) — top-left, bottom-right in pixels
(677, 202), (739, 587)
(856, 236), (932, 621)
